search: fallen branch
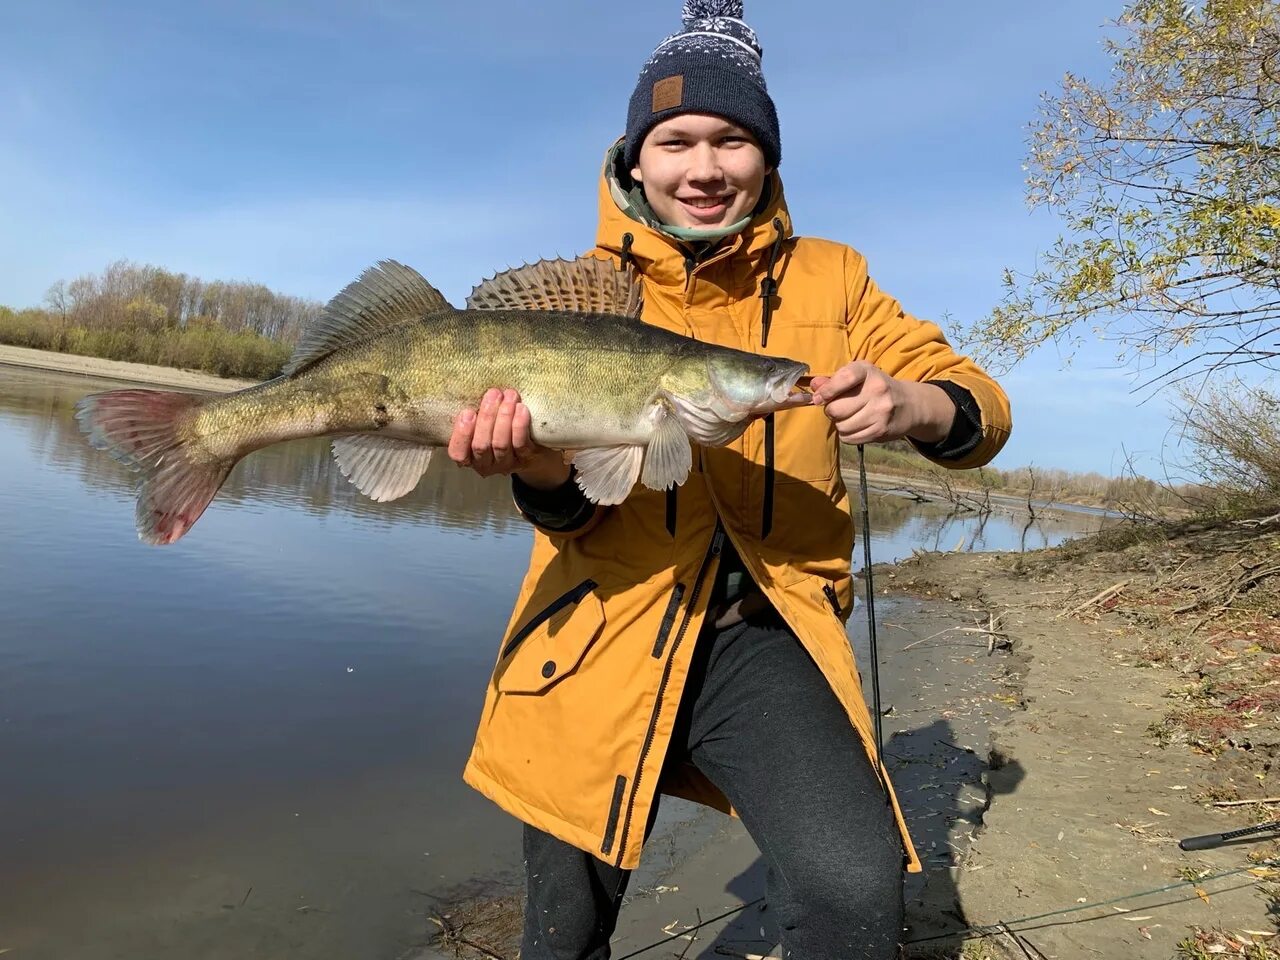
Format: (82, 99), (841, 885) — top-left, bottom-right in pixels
(429, 915), (509, 960)
(1233, 512), (1280, 528)
(1212, 797), (1280, 807)
(1059, 580), (1131, 619)
(1185, 562), (1280, 633)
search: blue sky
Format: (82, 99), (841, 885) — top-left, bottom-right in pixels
(0, 0), (1189, 477)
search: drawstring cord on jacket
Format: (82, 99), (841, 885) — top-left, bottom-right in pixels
(758, 219), (785, 537)
(759, 218), (784, 348)
(620, 232), (635, 271)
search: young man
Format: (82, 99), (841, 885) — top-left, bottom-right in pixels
(450, 3), (1011, 957)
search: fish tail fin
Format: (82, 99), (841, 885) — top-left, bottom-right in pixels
(75, 389), (234, 545)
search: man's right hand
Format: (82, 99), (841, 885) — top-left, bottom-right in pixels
(447, 388), (572, 490)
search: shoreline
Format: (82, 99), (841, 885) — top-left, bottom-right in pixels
(0, 344), (255, 393)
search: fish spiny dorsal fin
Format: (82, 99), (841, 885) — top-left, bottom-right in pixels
(284, 260), (453, 376)
(465, 256), (642, 318)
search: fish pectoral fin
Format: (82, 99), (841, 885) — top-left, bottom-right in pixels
(571, 445), (643, 505)
(466, 257), (642, 318)
(332, 435), (434, 503)
(640, 409), (692, 491)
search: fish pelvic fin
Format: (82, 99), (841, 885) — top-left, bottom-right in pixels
(572, 445), (644, 504)
(285, 260), (453, 376)
(332, 435), (433, 502)
(466, 257), (642, 318)
(75, 389), (233, 545)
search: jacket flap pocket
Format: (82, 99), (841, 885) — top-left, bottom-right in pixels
(497, 583), (605, 694)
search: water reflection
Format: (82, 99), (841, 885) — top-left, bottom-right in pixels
(1, 367), (526, 537)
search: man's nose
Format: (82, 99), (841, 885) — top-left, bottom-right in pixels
(687, 144), (723, 182)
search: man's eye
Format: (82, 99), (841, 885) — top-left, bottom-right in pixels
(660, 139), (686, 148)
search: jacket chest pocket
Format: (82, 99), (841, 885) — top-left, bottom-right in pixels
(497, 580), (605, 695)
(772, 406), (839, 484)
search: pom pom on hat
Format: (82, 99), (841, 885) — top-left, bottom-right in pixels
(682, 0), (745, 23)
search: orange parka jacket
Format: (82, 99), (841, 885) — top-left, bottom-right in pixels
(463, 145), (1012, 874)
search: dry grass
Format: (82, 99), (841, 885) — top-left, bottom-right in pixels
(1175, 928), (1280, 959)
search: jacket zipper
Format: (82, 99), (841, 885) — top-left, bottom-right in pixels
(612, 525), (725, 866)
(501, 579), (598, 660)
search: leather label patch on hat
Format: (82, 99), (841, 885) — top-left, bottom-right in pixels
(652, 75), (683, 113)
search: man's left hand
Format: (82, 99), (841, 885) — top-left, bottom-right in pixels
(809, 361), (954, 446)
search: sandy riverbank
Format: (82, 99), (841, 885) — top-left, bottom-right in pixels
(0, 344), (255, 393)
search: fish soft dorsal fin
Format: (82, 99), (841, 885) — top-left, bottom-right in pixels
(284, 261), (452, 376)
(465, 257), (642, 318)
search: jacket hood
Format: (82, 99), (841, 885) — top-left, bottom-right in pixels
(594, 139), (794, 289)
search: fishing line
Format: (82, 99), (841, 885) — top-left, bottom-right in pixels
(610, 858), (1280, 958)
(857, 443), (886, 778)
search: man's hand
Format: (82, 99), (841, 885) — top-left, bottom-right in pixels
(810, 361), (955, 445)
(447, 388), (571, 490)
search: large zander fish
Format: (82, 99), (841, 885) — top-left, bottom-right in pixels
(76, 256), (809, 544)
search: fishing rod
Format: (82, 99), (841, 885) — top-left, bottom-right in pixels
(856, 443), (886, 781)
(1180, 819), (1280, 851)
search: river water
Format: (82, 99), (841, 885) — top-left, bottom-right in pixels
(0, 366), (1104, 959)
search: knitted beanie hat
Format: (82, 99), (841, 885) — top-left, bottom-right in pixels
(624, 1), (781, 171)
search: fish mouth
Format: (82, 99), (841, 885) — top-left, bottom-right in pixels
(764, 361), (811, 410)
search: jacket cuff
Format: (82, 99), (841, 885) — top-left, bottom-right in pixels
(910, 381), (984, 462)
(511, 469), (597, 532)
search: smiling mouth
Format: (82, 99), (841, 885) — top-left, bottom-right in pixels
(680, 194), (734, 216)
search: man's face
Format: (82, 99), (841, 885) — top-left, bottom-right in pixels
(631, 113), (770, 230)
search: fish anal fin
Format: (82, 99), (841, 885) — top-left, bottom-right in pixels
(640, 407), (692, 491)
(466, 257), (642, 318)
(332, 435), (433, 502)
(285, 261), (453, 376)
(572, 445), (643, 505)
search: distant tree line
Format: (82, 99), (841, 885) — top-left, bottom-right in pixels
(848, 439), (1210, 515)
(0, 259), (322, 380)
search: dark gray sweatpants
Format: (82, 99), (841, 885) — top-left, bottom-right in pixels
(521, 608), (905, 960)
